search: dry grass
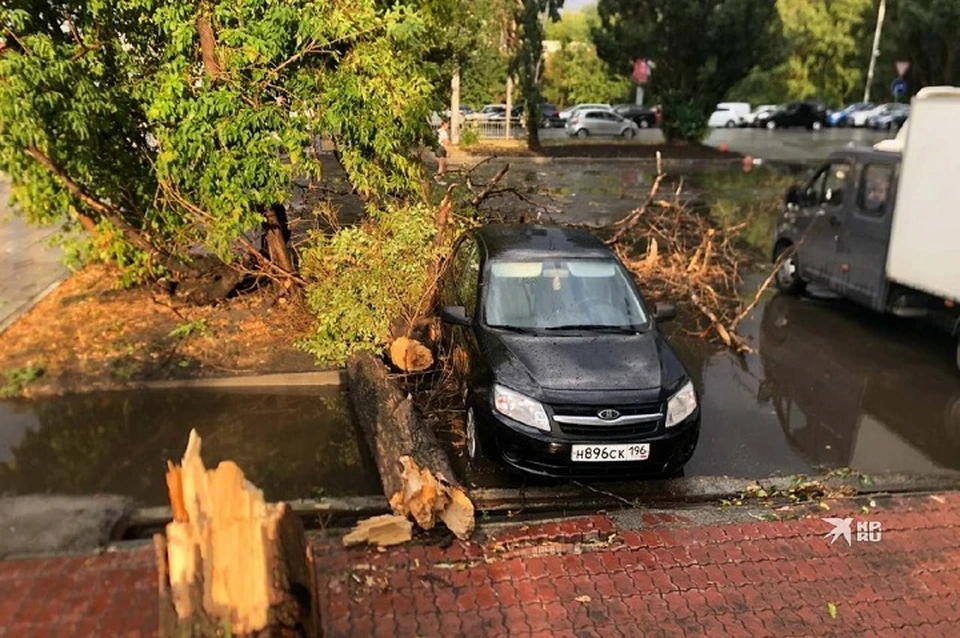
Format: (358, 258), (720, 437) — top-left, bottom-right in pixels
(0, 265), (318, 396)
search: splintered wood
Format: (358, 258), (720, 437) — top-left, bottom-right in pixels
(346, 352), (475, 544)
(156, 429), (318, 637)
(605, 156), (755, 353)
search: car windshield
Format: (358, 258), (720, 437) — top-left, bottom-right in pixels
(484, 259), (648, 331)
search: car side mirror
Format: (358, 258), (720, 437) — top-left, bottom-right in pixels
(654, 302), (677, 322)
(440, 305), (471, 326)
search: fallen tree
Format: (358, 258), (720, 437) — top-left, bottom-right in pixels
(346, 352), (474, 540)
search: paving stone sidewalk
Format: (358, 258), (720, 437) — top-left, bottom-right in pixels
(1, 491), (958, 637)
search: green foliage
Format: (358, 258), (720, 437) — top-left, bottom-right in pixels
(0, 0), (457, 280)
(460, 126), (481, 147)
(594, 0), (780, 142)
(298, 203), (441, 365)
(542, 6), (631, 109)
(1, 364), (46, 398)
(459, 0), (511, 108)
(168, 319), (210, 340)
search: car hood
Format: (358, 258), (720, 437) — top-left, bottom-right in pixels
(480, 329), (687, 401)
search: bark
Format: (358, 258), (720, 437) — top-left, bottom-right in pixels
(25, 146), (197, 277)
(157, 430), (319, 638)
(346, 352), (474, 539)
(261, 204), (295, 274)
(195, 11), (221, 80)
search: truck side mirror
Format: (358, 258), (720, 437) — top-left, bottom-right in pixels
(785, 185), (802, 205)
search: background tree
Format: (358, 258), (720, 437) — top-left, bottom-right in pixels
(542, 5), (630, 107)
(594, 0), (780, 142)
(509, 0), (564, 149)
(460, 0), (512, 108)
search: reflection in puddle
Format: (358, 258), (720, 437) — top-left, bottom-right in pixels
(0, 387), (382, 505)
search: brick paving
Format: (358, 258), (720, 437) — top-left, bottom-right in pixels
(1, 492), (959, 637)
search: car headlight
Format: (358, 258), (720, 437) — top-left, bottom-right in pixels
(665, 380), (697, 428)
(493, 384), (550, 432)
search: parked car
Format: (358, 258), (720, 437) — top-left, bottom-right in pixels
(868, 103), (910, 130)
(827, 102), (874, 127)
(565, 109), (640, 138)
(708, 102), (751, 128)
(772, 87), (960, 370)
(438, 224), (701, 476)
(740, 104), (777, 127)
(849, 103), (892, 128)
(559, 103), (612, 120)
(467, 104), (507, 121)
(755, 101), (826, 130)
(541, 103), (564, 128)
(613, 104), (658, 128)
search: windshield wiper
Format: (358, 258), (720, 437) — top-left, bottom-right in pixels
(542, 324), (638, 334)
(488, 325), (541, 334)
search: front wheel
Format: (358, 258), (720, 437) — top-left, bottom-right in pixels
(465, 406), (479, 461)
(774, 243), (807, 295)
(766, 120), (777, 130)
(622, 128), (636, 139)
(725, 120), (736, 128)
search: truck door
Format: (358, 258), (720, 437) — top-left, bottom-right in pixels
(796, 161), (852, 288)
(838, 162), (897, 310)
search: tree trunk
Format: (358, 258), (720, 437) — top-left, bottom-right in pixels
(156, 430), (319, 637)
(261, 204), (295, 274)
(195, 11), (221, 81)
(346, 352), (474, 539)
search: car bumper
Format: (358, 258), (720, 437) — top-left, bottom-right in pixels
(476, 404), (701, 478)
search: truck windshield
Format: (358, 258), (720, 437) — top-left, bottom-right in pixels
(484, 259), (648, 331)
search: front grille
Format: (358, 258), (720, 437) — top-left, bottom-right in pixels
(550, 402), (663, 438)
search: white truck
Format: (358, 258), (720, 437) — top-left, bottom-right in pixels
(772, 86), (960, 370)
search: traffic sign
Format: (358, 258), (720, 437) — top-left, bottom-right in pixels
(891, 78), (908, 98)
(895, 60), (911, 77)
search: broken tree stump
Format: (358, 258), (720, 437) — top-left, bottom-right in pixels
(346, 352), (475, 539)
(156, 430), (318, 637)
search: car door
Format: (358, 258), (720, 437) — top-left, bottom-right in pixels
(796, 161), (853, 287)
(837, 161), (897, 309)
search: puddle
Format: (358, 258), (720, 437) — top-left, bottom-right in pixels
(0, 386), (382, 506)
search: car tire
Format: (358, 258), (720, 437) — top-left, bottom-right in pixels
(663, 424), (700, 477)
(640, 119), (651, 129)
(774, 242), (807, 295)
(955, 335), (960, 373)
(725, 120), (736, 128)
(577, 128), (589, 138)
(811, 121), (823, 131)
(766, 120), (777, 130)
(622, 128), (636, 139)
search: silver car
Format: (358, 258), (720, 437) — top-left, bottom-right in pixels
(565, 109), (640, 138)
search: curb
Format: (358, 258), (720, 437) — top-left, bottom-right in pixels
(0, 277), (67, 337)
(136, 369), (344, 390)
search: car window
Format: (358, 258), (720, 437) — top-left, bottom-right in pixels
(484, 259), (648, 330)
(456, 239), (480, 317)
(858, 164), (894, 216)
(807, 162), (851, 206)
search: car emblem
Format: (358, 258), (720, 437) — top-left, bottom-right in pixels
(597, 409), (620, 421)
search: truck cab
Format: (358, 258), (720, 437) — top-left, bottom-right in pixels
(771, 86), (960, 371)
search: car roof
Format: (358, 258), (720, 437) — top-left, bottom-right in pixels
(473, 224), (613, 261)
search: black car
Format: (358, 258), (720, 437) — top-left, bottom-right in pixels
(613, 104), (658, 128)
(756, 101), (827, 130)
(438, 225), (701, 477)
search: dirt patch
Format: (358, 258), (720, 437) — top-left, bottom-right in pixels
(460, 141), (741, 161)
(0, 265), (318, 396)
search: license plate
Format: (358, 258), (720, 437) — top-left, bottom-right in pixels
(570, 443), (650, 462)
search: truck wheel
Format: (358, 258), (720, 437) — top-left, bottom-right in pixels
(774, 243), (807, 295)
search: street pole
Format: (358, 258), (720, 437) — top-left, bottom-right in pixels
(450, 67), (461, 145)
(505, 76), (513, 140)
(863, 0), (887, 103)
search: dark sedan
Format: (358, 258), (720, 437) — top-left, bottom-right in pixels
(613, 104), (658, 128)
(756, 101), (826, 130)
(438, 225), (700, 477)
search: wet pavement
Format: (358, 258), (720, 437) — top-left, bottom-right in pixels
(0, 386), (382, 505)
(537, 127), (894, 163)
(0, 178), (69, 332)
